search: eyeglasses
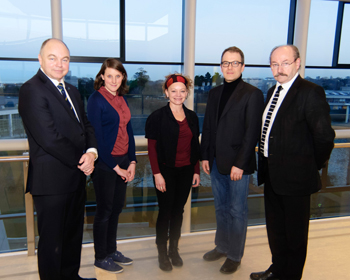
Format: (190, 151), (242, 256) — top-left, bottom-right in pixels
(271, 59), (297, 69)
(221, 61), (243, 68)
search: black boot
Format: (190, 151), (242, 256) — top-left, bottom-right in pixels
(157, 244), (172, 271)
(168, 239), (183, 267)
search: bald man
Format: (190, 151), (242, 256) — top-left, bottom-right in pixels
(19, 38), (97, 280)
(250, 45), (334, 280)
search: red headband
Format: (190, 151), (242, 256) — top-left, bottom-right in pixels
(165, 74), (187, 89)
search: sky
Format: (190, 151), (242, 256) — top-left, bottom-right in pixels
(0, 0), (349, 84)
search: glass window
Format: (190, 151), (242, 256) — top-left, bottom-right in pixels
(305, 68), (350, 124)
(195, 0), (290, 64)
(305, 68), (350, 83)
(306, 0), (338, 66)
(62, 0), (120, 57)
(69, 62), (181, 135)
(0, 61), (39, 140)
(0, 0), (51, 58)
(0, 160), (28, 253)
(339, 4), (350, 64)
(125, 0), (183, 62)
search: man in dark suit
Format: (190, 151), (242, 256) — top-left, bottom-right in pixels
(201, 46), (264, 274)
(250, 45), (335, 280)
(18, 38), (98, 280)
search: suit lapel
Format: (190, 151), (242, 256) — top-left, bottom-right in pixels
(37, 70), (81, 125)
(66, 85), (84, 126)
(274, 75), (302, 121)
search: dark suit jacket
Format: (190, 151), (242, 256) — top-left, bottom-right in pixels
(258, 75), (335, 196)
(201, 79), (264, 175)
(18, 69), (97, 195)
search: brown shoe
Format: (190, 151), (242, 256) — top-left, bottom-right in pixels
(220, 258), (240, 274)
(203, 248), (226, 261)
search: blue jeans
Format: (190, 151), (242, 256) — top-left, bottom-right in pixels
(211, 158), (250, 262)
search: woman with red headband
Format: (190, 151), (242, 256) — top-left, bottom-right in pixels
(145, 73), (201, 271)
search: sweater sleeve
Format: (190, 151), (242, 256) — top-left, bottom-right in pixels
(148, 139), (160, 174)
(87, 94), (118, 169)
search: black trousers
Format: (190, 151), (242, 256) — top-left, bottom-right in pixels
(264, 169), (310, 280)
(155, 164), (194, 245)
(33, 185), (85, 280)
(92, 155), (129, 260)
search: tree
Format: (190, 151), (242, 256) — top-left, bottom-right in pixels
(129, 68), (150, 95)
(212, 72), (223, 85)
(134, 68), (150, 89)
(205, 72), (212, 86)
(194, 75), (202, 87)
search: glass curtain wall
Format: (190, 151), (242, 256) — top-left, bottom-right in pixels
(192, 0), (350, 231)
(1, 0), (350, 253)
(0, 0), (51, 253)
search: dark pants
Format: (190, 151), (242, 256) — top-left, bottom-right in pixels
(155, 164), (194, 245)
(33, 185), (85, 280)
(92, 155), (129, 260)
(264, 169), (310, 280)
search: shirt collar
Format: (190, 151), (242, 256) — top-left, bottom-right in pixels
(98, 86), (118, 100)
(276, 72), (299, 93)
(40, 68), (65, 88)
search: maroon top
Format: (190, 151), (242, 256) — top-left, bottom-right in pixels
(148, 118), (200, 175)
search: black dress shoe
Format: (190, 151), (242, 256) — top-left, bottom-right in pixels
(76, 277), (97, 280)
(203, 248), (226, 261)
(219, 258), (240, 274)
(250, 269), (280, 280)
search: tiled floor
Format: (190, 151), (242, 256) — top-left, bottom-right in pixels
(1, 216), (349, 280)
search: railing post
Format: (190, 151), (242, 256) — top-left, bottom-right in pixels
(23, 161), (35, 256)
(9, 114), (13, 138)
(321, 160), (329, 191)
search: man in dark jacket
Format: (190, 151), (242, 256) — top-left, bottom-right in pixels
(201, 46), (264, 274)
(250, 45), (335, 280)
(19, 38), (97, 280)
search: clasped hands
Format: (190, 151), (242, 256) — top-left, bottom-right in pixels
(113, 162), (136, 182)
(78, 152), (96, 175)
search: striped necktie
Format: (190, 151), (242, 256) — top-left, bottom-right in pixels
(57, 83), (78, 120)
(260, 85), (283, 155)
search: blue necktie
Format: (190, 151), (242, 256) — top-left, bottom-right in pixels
(260, 85), (283, 155)
(57, 83), (78, 121)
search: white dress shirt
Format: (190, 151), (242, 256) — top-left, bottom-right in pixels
(261, 72), (299, 157)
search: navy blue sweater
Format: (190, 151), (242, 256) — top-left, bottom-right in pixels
(87, 90), (136, 170)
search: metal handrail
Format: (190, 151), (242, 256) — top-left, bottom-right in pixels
(1, 129), (350, 256)
(0, 129), (350, 152)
